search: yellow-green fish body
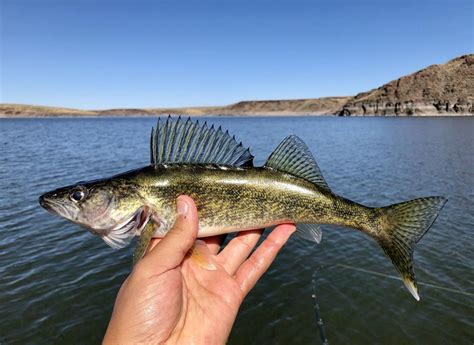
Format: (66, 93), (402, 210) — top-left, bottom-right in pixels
(121, 164), (374, 238)
(39, 117), (447, 301)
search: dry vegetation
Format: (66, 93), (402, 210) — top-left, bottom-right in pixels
(1, 55), (472, 117)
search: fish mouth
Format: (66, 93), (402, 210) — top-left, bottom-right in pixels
(39, 194), (78, 220)
(40, 191), (151, 249)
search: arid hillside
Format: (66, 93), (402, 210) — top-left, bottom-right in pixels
(1, 54), (472, 117)
(338, 54), (473, 116)
(0, 104), (97, 117)
(0, 98), (351, 117)
(217, 97), (350, 115)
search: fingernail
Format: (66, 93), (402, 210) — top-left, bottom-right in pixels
(177, 198), (188, 215)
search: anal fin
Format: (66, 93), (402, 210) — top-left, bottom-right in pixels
(295, 223), (323, 243)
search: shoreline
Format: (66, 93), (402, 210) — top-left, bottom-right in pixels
(1, 113), (473, 119)
(2, 54), (472, 118)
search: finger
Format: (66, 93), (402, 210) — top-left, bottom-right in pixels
(147, 231), (224, 255)
(235, 224), (296, 296)
(218, 229), (263, 275)
(202, 235), (226, 255)
(139, 196), (198, 275)
(146, 238), (161, 253)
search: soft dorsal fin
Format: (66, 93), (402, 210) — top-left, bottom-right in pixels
(264, 135), (330, 191)
(150, 116), (254, 167)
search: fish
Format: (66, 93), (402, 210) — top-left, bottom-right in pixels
(39, 116), (447, 300)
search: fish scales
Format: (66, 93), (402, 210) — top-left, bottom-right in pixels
(39, 116), (447, 300)
(125, 165), (375, 238)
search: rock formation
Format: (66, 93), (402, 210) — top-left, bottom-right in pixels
(338, 54), (473, 116)
(1, 55), (472, 117)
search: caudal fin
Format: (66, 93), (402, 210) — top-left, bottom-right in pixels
(376, 197), (447, 300)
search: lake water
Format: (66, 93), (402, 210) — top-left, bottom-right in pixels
(0, 116), (473, 344)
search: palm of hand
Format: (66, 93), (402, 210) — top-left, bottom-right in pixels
(169, 248), (245, 344)
(104, 197), (295, 345)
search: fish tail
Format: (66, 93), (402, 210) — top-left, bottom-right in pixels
(375, 196), (447, 300)
(263, 134), (448, 300)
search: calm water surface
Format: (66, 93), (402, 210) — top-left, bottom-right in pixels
(0, 117), (473, 344)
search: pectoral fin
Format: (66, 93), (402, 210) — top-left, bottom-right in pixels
(133, 222), (156, 265)
(187, 241), (217, 271)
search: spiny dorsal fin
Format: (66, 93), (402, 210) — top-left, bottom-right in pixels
(264, 135), (330, 191)
(150, 116), (254, 167)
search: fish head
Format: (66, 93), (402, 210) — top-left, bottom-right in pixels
(39, 178), (149, 248)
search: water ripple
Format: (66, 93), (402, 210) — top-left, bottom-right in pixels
(0, 117), (473, 344)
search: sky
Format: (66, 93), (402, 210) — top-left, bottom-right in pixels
(1, 0), (473, 109)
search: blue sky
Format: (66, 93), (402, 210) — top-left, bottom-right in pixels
(1, 0), (472, 109)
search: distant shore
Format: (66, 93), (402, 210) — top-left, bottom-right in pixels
(1, 110), (472, 119)
(0, 97), (351, 118)
(2, 54), (472, 118)
(1, 98), (472, 118)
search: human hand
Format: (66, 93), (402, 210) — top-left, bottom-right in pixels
(103, 195), (296, 345)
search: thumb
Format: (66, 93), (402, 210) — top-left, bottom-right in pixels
(139, 195), (199, 274)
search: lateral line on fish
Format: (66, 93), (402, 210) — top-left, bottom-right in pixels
(335, 264), (474, 297)
(39, 116), (448, 301)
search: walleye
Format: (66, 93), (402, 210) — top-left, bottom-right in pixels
(39, 117), (446, 300)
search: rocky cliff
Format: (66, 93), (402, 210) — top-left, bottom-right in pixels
(1, 54), (472, 117)
(338, 54), (474, 116)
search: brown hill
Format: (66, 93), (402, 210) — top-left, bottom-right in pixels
(0, 104), (97, 117)
(1, 54), (472, 117)
(217, 97), (350, 115)
(0, 98), (351, 117)
(338, 54), (474, 116)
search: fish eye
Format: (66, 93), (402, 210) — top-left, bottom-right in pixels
(70, 188), (88, 202)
